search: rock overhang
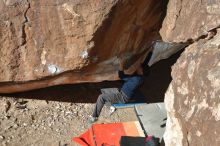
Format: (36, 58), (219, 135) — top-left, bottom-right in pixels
(0, 0), (167, 93)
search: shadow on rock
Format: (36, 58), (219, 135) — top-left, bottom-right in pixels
(0, 50), (183, 104)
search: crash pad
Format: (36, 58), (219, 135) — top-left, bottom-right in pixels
(73, 121), (145, 146)
(112, 103), (144, 109)
(135, 103), (166, 141)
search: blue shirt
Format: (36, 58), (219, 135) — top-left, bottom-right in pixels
(118, 71), (144, 99)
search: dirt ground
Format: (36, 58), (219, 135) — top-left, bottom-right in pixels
(0, 97), (137, 146)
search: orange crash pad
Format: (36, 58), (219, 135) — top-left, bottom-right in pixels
(73, 121), (145, 146)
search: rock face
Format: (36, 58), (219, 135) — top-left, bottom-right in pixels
(161, 0), (220, 145)
(160, 0), (220, 42)
(164, 34), (220, 146)
(0, 0), (117, 82)
(0, 0), (165, 93)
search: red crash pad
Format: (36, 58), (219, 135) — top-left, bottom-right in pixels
(73, 121), (145, 146)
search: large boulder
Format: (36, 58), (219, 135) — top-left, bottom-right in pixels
(164, 31), (220, 146)
(0, 0), (165, 93)
(161, 0), (220, 144)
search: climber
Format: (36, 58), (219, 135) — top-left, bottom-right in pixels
(89, 52), (153, 123)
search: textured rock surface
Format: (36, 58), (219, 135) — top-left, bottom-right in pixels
(164, 29), (220, 146)
(0, 0), (165, 93)
(161, 0), (220, 145)
(0, 0), (116, 81)
(160, 0), (220, 42)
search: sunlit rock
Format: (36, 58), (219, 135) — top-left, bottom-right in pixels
(0, 0), (165, 93)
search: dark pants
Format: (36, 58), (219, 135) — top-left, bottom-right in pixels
(92, 88), (129, 117)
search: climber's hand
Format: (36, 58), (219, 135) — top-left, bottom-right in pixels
(118, 57), (126, 71)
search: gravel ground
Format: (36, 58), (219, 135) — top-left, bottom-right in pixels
(0, 97), (137, 146)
